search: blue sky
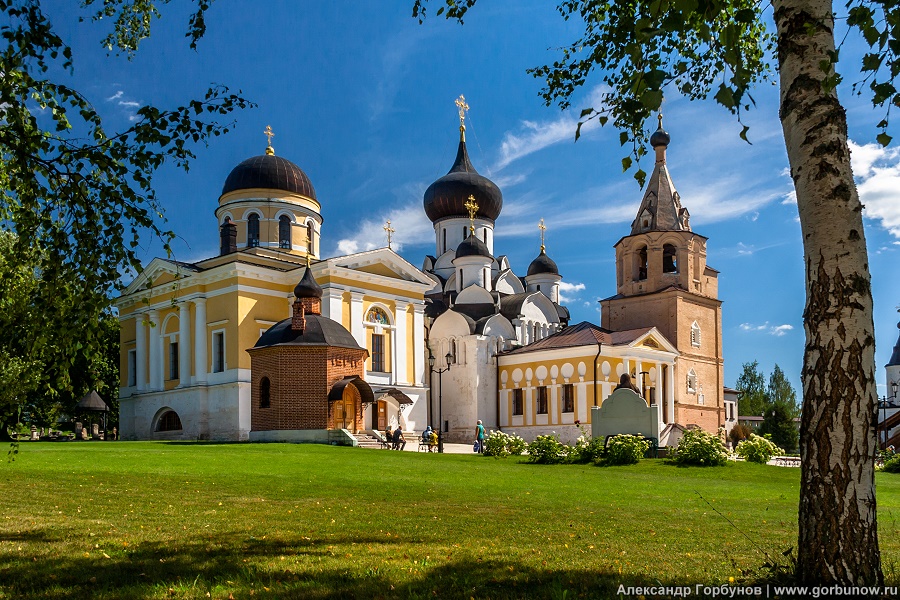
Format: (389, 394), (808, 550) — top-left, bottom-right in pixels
(47, 1), (900, 397)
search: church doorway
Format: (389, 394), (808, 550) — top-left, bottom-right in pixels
(376, 400), (387, 430)
(334, 385), (359, 431)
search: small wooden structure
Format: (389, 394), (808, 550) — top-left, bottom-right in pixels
(76, 391), (110, 439)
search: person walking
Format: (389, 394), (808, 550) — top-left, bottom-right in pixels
(475, 419), (485, 453)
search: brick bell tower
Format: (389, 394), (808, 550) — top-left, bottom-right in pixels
(600, 116), (724, 432)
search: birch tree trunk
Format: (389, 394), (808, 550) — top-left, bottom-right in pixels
(773, 0), (882, 584)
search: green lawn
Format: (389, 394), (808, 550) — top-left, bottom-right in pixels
(1, 443), (898, 599)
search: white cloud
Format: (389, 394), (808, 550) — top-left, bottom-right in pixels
(848, 140), (900, 238)
(740, 321), (794, 336)
(331, 197), (433, 258)
(493, 86), (608, 171)
(781, 191), (797, 205)
(558, 281), (586, 304)
(106, 90), (123, 101)
(119, 101), (140, 108)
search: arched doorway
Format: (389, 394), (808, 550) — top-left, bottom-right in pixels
(327, 376), (374, 433)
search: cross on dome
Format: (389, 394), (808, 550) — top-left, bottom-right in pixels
(464, 195), (479, 233)
(455, 94), (469, 141)
(264, 125), (275, 155)
(538, 218), (547, 252)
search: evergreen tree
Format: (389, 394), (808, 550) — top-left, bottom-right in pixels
(761, 400), (800, 453)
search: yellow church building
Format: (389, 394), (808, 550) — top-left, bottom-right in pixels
(115, 134), (434, 440)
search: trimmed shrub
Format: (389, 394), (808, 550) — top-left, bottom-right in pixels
(729, 423), (752, 447)
(884, 454), (900, 474)
(736, 434), (783, 464)
(483, 430), (527, 458)
(526, 434), (568, 464)
(604, 434), (650, 466)
(670, 428), (729, 467)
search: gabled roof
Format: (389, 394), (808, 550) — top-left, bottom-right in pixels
(502, 321), (677, 355)
(320, 247), (434, 287)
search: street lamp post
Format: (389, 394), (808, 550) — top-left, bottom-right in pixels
(428, 351), (452, 453)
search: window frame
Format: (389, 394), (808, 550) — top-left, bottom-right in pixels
(212, 330), (226, 373)
(691, 321), (701, 347)
(536, 386), (549, 415)
(259, 376), (271, 409)
(168, 339), (179, 381)
(371, 333), (385, 372)
(278, 215), (292, 249)
(562, 384), (575, 413)
(127, 349), (137, 387)
(247, 213), (260, 247)
(512, 388), (524, 416)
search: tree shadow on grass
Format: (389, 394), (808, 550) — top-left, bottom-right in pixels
(1, 528), (696, 599)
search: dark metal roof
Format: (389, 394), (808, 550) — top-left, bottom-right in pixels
(293, 266), (323, 299)
(254, 315), (362, 350)
(373, 387), (414, 405)
(452, 302), (497, 322)
(455, 234), (492, 259)
(328, 376), (375, 404)
(76, 391), (109, 412)
(423, 139), (502, 222)
(650, 124), (670, 148)
(222, 154), (317, 199)
(527, 249), (559, 276)
(888, 322), (900, 367)
(502, 321), (656, 355)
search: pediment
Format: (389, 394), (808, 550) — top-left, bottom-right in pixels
(629, 328), (678, 354)
(120, 258), (198, 298)
(325, 248), (434, 287)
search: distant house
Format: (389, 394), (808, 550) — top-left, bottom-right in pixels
(737, 415), (800, 433)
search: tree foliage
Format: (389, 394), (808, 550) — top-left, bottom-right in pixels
(735, 360), (767, 417)
(0, 0), (252, 420)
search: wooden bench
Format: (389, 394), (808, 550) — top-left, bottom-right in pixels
(774, 456), (801, 467)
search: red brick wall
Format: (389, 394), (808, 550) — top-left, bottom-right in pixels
(249, 344), (367, 432)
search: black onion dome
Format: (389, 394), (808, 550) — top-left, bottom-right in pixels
(650, 125), (670, 148)
(222, 154), (317, 199)
(527, 249), (559, 276)
(423, 140), (502, 222)
(455, 234), (492, 259)
(254, 315), (361, 350)
(888, 322), (900, 367)
(293, 266), (322, 299)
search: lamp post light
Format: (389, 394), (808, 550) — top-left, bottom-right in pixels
(428, 351), (452, 453)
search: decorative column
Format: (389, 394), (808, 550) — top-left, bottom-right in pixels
(394, 301), (409, 385)
(667, 362), (675, 424)
(178, 302), (191, 387)
(349, 292), (365, 348)
(412, 302), (426, 386)
(193, 297), (208, 385)
(147, 309), (162, 391)
(135, 312), (147, 392)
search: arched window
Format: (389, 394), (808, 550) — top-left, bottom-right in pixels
(442, 228), (447, 254)
(691, 321), (701, 347)
(278, 215), (292, 249)
(663, 244), (677, 273)
(365, 307), (390, 325)
(156, 410), (182, 432)
(247, 214), (260, 247)
(687, 369), (697, 394)
(636, 246), (648, 281)
(259, 377), (271, 408)
(449, 339), (457, 364)
(306, 221), (314, 252)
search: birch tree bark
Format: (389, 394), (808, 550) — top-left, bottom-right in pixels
(774, 0), (882, 584)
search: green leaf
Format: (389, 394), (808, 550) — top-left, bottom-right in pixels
(877, 132), (892, 147)
(621, 156), (632, 172)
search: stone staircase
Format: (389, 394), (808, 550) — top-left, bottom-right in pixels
(354, 432), (387, 449)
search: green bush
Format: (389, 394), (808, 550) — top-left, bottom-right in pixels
(736, 434), (784, 464)
(884, 454), (900, 474)
(572, 434), (605, 464)
(670, 428), (729, 467)
(604, 434), (650, 466)
(483, 430), (527, 458)
(526, 434), (568, 464)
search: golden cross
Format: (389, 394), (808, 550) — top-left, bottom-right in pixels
(455, 94), (469, 129)
(383, 219), (395, 249)
(658, 113), (663, 128)
(538, 218), (546, 252)
(264, 125), (275, 155)
(305, 253), (311, 268)
(464, 195), (478, 234)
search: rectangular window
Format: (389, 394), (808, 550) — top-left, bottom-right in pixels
(212, 331), (225, 373)
(536, 386), (548, 414)
(127, 350), (137, 387)
(562, 384), (575, 413)
(168, 341), (179, 380)
(371, 333), (385, 372)
(512, 389), (524, 416)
